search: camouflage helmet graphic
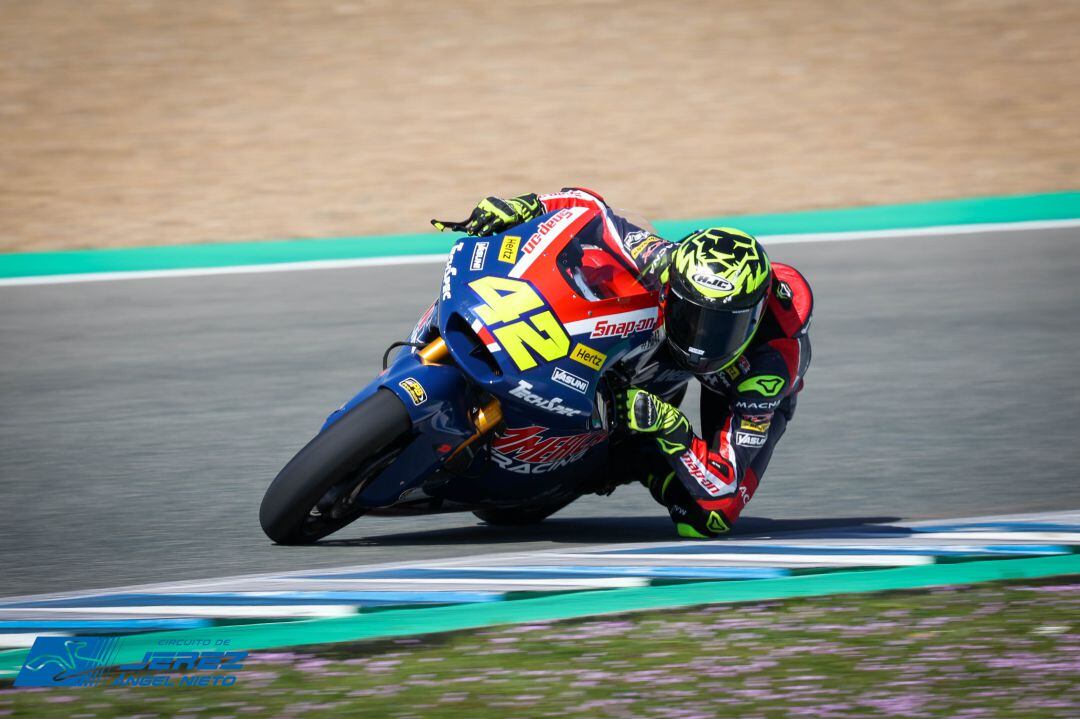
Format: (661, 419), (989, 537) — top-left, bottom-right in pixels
(664, 227), (773, 374)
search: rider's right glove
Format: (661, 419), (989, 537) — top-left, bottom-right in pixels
(621, 387), (693, 457)
(431, 194), (544, 236)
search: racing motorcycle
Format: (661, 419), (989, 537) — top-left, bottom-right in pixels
(259, 206), (662, 543)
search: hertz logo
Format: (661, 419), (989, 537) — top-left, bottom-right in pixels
(569, 343), (606, 371)
(498, 235), (520, 263)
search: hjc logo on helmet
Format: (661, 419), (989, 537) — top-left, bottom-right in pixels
(690, 271), (734, 293)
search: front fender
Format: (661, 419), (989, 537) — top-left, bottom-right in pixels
(323, 352), (476, 442)
(319, 351), (481, 508)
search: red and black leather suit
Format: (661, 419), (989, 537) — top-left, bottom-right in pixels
(422, 187), (813, 536)
(536, 189), (812, 536)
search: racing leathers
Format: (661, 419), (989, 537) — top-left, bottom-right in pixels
(437, 188), (813, 537)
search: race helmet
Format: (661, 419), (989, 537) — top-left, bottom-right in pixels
(663, 227), (772, 374)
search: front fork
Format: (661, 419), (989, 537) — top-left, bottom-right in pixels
(416, 337), (505, 475)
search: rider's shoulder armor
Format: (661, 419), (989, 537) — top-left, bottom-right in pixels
(766, 262), (813, 339)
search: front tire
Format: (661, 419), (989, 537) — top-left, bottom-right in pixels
(260, 388), (411, 544)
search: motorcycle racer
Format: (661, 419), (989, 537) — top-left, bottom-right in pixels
(432, 188), (812, 538)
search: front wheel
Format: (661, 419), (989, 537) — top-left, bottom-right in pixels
(259, 388), (411, 544)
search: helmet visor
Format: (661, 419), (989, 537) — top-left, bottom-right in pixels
(665, 284), (765, 373)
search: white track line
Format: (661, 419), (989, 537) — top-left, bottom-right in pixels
(760, 218), (1080, 244)
(2, 510), (1076, 608)
(0, 605), (359, 619)
(0, 254), (449, 287)
(911, 531), (1080, 543)
(3, 218), (1077, 287)
(280, 577), (649, 589)
(0, 633), (64, 648)
(544, 553), (935, 567)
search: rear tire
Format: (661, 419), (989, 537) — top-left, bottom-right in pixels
(260, 388), (411, 544)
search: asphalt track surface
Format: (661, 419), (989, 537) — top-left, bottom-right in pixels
(2, 226), (1079, 597)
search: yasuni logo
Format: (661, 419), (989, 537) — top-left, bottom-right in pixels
(470, 241), (488, 271)
(691, 271), (734, 293)
(551, 367), (589, 394)
(735, 431), (767, 448)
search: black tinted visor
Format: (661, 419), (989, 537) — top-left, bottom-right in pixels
(665, 284), (764, 373)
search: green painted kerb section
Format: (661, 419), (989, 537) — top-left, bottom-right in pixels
(1, 191), (1077, 280)
(0, 553), (1076, 677)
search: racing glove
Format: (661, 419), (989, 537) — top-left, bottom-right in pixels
(431, 194), (544, 236)
(622, 388), (692, 456)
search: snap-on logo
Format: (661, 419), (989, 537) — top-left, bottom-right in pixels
(590, 317), (656, 339)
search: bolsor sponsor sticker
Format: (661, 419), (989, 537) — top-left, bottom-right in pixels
(398, 377), (427, 405)
(740, 419), (770, 433)
(551, 366), (589, 394)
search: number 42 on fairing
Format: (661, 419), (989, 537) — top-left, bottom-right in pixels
(469, 276), (571, 371)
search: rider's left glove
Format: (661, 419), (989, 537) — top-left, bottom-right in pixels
(621, 387), (692, 455)
(432, 194), (544, 236)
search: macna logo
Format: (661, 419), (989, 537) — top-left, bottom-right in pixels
(706, 511), (730, 534)
(15, 636), (120, 687)
(737, 375), (786, 397)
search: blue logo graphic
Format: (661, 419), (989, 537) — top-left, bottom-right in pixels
(15, 636), (120, 687)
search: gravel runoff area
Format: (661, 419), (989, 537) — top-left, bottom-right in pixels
(2, 0), (1078, 252)
(4, 578), (1078, 718)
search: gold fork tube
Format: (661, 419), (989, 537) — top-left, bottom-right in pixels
(417, 337), (449, 364)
